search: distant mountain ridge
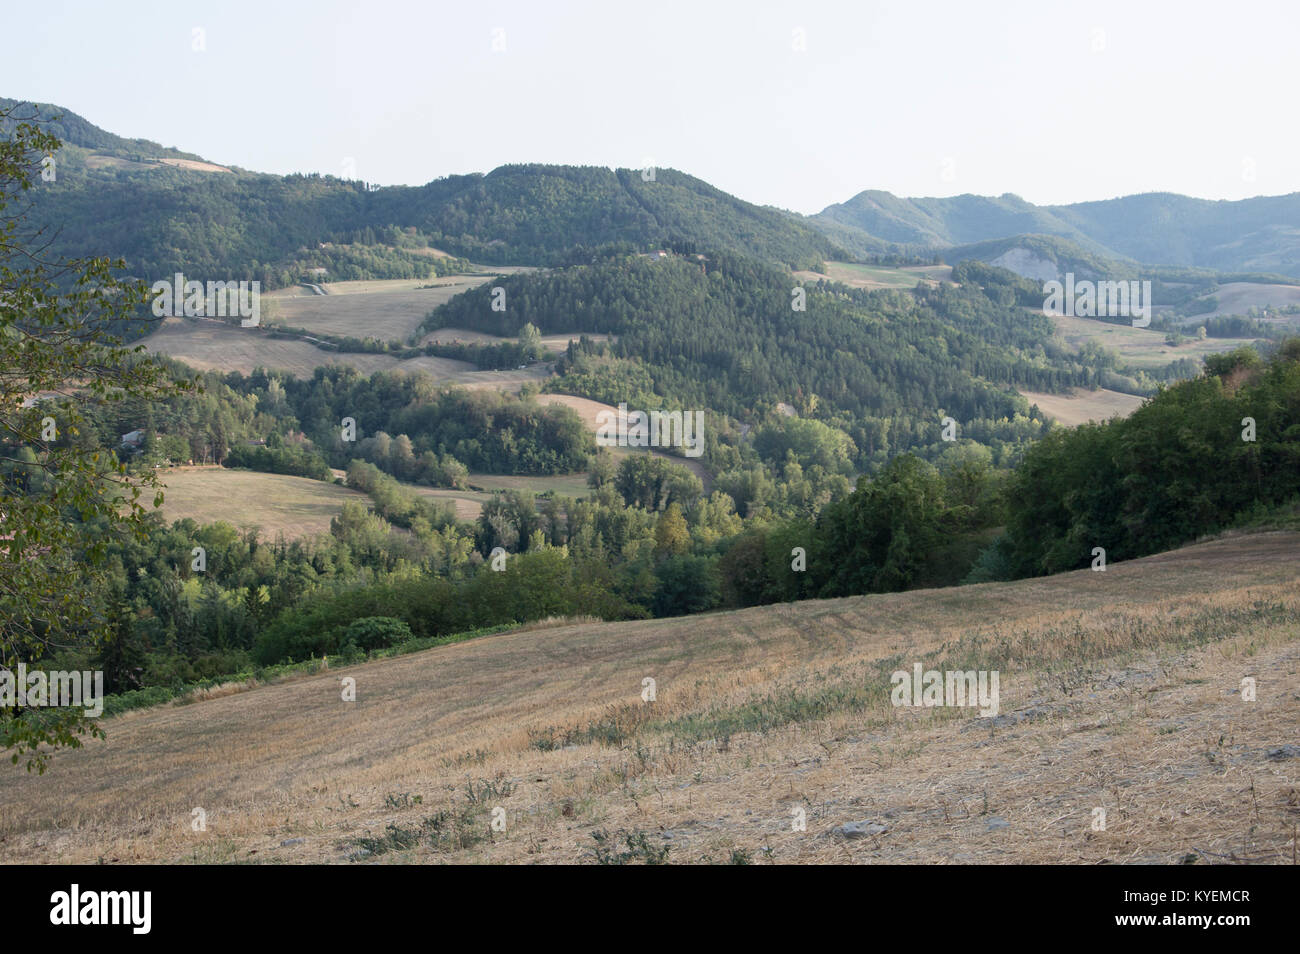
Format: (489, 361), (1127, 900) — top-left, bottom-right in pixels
(815, 188), (1300, 277)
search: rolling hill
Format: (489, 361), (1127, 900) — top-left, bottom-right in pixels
(0, 529), (1295, 864)
(153, 467), (369, 540)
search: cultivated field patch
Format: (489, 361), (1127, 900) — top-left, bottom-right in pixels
(535, 394), (712, 488)
(1018, 387), (1145, 426)
(467, 472), (592, 499)
(143, 316), (547, 388)
(152, 467), (367, 541)
(1170, 282), (1300, 324)
(265, 277), (492, 341)
(408, 486), (493, 521)
(794, 262), (953, 289)
(1047, 313), (1261, 369)
(84, 154), (232, 174)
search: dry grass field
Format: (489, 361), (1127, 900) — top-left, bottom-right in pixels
(2, 531), (1297, 865)
(142, 316), (547, 390)
(408, 485), (492, 521)
(158, 465), (493, 525)
(1171, 282), (1300, 324)
(152, 467), (367, 540)
(156, 157), (233, 174)
(794, 262), (953, 290)
(1047, 314), (1260, 370)
(265, 277), (492, 341)
(467, 472), (592, 498)
(1019, 387), (1146, 426)
(84, 155), (232, 174)
(154, 465), (574, 527)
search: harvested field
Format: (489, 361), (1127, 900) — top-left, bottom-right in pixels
(1047, 313), (1261, 369)
(536, 394), (712, 489)
(266, 277), (492, 341)
(153, 467), (366, 541)
(2, 531), (1296, 864)
(794, 262), (953, 289)
(1019, 387), (1145, 426)
(142, 316), (545, 388)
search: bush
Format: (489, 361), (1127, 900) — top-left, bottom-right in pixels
(962, 534), (1015, 584)
(343, 616), (413, 652)
(101, 685), (177, 718)
(651, 555), (720, 617)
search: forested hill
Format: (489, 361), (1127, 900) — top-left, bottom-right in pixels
(363, 165), (842, 268)
(0, 96), (204, 162)
(8, 99), (841, 282)
(425, 250), (1112, 468)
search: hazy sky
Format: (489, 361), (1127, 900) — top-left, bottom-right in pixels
(5, 0), (1297, 214)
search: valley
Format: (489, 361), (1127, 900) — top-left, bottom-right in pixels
(4, 73), (1300, 881)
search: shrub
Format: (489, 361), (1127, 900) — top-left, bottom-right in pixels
(343, 616), (413, 652)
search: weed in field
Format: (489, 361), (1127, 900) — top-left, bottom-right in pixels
(384, 792), (423, 809)
(590, 828), (671, 865)
(530, 703), (656, 750)
(441, 748), (491, 769)
(464, 776), (515, 804)
(351, 800), (489, 858)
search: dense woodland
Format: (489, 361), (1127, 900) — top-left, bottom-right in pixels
(428, 250), (1120, 469)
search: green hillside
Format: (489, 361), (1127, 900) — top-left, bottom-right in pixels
(10, 100), (842, 285)
(422, 248), (1113, 468)
(0, 96), (204, 162)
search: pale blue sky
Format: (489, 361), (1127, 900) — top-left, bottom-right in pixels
(5, 0), (1297, 213)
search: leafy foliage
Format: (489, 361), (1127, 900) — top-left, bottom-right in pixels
(1001, 342), (1300, 575)
(0, 103), (183, 770)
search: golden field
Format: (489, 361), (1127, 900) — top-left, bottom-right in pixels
(1, 531), (1297, 864)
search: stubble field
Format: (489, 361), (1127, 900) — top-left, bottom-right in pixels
(1, 531), (1296, 865)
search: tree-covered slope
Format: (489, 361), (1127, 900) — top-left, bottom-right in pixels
(365, 164), (842, 268)
(0, 96), (204, 161)
(1051, 191), (1300, 275)
(10, 100), (843, 283)
(424, 249), (1112, 466)
(816, 189), (1084, 248)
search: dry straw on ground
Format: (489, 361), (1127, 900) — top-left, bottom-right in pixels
(1, 532), (1297, 864)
